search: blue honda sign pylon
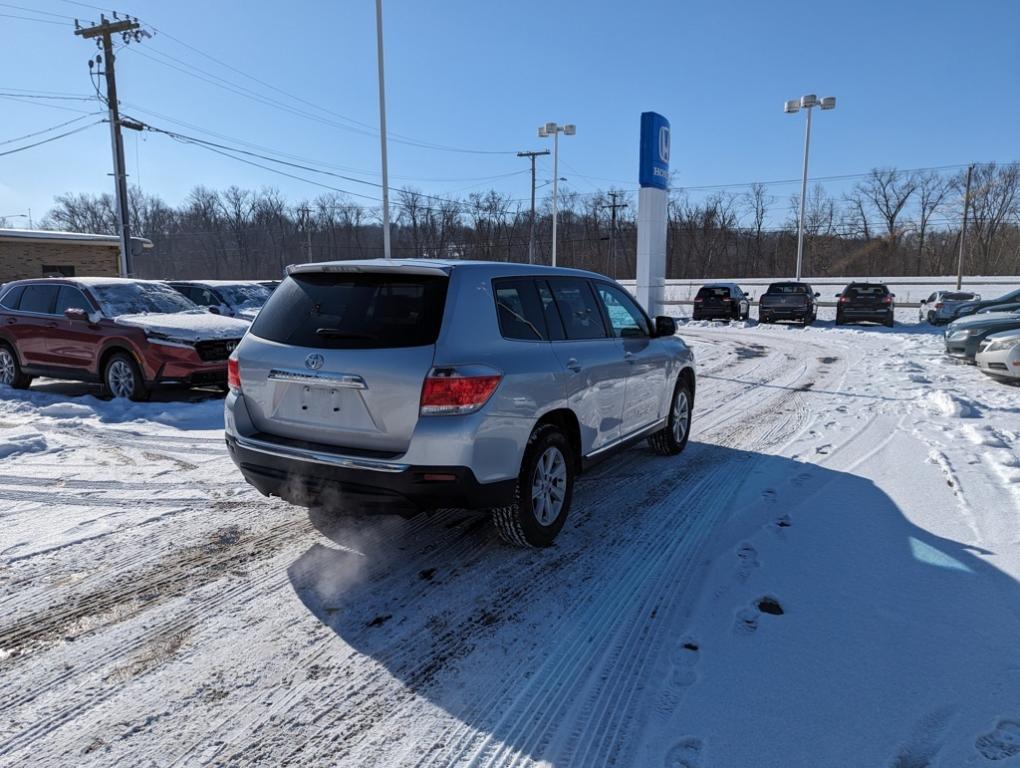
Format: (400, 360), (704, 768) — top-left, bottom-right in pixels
(636, 111), (669, 315)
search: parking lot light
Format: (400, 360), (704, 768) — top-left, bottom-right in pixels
(785, 93), (836, 281)
(538, 122), (576, 267)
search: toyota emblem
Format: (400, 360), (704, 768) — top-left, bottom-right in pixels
(305, 353), (325, 371)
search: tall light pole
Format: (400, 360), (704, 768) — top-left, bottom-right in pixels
(538, 122), (575, 266)
(784, 94), (835, 281)
(375, 0), (391, 259)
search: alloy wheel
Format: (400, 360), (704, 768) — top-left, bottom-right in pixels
(107, 359), (136, 398)
(0, 348), (14, 385)
(672, 390), (690, 444)
(531, 445), (567, 526)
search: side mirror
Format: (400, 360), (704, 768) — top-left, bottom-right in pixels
(919, 299), (927, 305)
(891, 293), (896, 298)
(655, 316), (677, 337)
(207, 306), (221, 315)
(814, 292), (821, 298)
(834, 293), (841, 298)
(64, 307), (88, 321)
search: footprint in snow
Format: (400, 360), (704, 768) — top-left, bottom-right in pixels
(975, 719), (1020, 760)
(815, 444), (832, 455)
(736, 543), (759, 582)
(735, 596), (784, 634)
(761, 488), (777, 504)
(664, 737), (703, 768)
(773, 514), (793, 531)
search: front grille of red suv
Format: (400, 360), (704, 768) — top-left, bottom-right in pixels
(194, 339), (242, 362)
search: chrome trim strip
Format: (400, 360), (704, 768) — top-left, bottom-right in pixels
(584, 418), (668, 458)
(267, 369), (367, 389)
(234, 434), (409, 473)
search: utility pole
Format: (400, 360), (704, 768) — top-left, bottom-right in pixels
(298, 206), (314, 262)
(374, 0), (391, 259)
(517, 149), (549, 264)
(956, 163), (974, 291)
(600, 192), (628, 278)
(76, 14), (147, 277)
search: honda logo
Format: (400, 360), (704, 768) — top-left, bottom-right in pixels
(304, 353), (325, 371)
(658, 126), (670, 164)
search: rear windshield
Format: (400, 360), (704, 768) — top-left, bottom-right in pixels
(767, 283), (809, 294)
(696, 287), (730, 299)
(844, 285), (889, 298)
(943, 292), (975, 301)
(250, 272), (449, 349)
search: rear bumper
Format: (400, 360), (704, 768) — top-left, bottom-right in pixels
(225, 432), (516, 514)
(692, 307), (734, 319)
(837, 308), (893, 323)
(759, 304), (810, 319)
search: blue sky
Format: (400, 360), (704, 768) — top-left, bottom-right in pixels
(2, 0), (1018, 225)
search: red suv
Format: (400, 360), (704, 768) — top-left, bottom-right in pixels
(0, 278), (250, 400)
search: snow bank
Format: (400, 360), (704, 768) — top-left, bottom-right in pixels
(0, 431), (48, 459)
(921, 390), (981, 418)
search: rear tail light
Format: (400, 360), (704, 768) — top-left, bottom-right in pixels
(694, 297), (703, 303)
(227, 353), (241, 394)
(882, 296), (893, 304)
(935, 302), (943, 310)
(838, 296), (848, 303)
(420, 365), (502, 416)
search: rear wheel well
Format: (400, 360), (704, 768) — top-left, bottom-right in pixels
(535, 408), (582, 473)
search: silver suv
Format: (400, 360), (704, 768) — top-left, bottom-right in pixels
(224, 260), (696, 546)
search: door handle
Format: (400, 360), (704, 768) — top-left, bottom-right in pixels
(565, 358), (582, 373)
(46, 321), (59, 328)
(624, 351), (635, 363)
(5, 318), (15, 325)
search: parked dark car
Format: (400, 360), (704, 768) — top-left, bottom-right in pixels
(0, 278), (249, 400)
(944, 308), (1020, 361)
(168, 280), (272, 322)
(758, 282), (820, 325)
(946, 288), (1020, 322)
(835, 283), (895, 327)
(692, 283), (750, 321)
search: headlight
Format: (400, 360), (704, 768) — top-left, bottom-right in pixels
(145, 330), (195, 348)
(947, 329), (972, 341)
(985, 338), (1020, 353)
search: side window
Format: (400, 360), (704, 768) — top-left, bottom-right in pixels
(55, 286), (93, 314)
(547, 278), (607, 340)
(594, 282), (650, 338)
(0, 285), (25, 310)
(927, 293), (937, 303)
(493, 278), (548, 341)
(536, 281), (565, 341)
(194, 287), (219, 306)
(20, 285), (59, 314)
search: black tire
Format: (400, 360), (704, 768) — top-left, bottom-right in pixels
(648, 378), (693, 457)
(835, 313), (845, 326)
(0, 342), (32, 389)
(103, 352), (150, 402)
(803, 313), (815, 326)
(491, 423), (575, 548)
(927, 310), (937, 324)
(760, 315), (772, 324)
(884, 316), (895, 328)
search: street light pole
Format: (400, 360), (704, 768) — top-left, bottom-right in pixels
(375, 0), (391, 259)
(784, 94), (835, 281)
(538, 122), (575, 267)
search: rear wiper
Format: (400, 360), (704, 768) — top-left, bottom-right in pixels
(315, 327), (378, 340)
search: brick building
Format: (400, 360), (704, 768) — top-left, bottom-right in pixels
(0, 229), (153, 283)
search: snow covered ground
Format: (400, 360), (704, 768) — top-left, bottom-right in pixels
(1, 309), (1019, 767)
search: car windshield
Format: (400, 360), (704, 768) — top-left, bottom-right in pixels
(213, 283), (272, 310)
(767, 284), (808, 294)
(90, 282), (200, 317)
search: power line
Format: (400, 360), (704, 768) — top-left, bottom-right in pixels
(0, 12), (69, 25)
(0, 120), (103, 157)
(0, 111), (104, 145)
